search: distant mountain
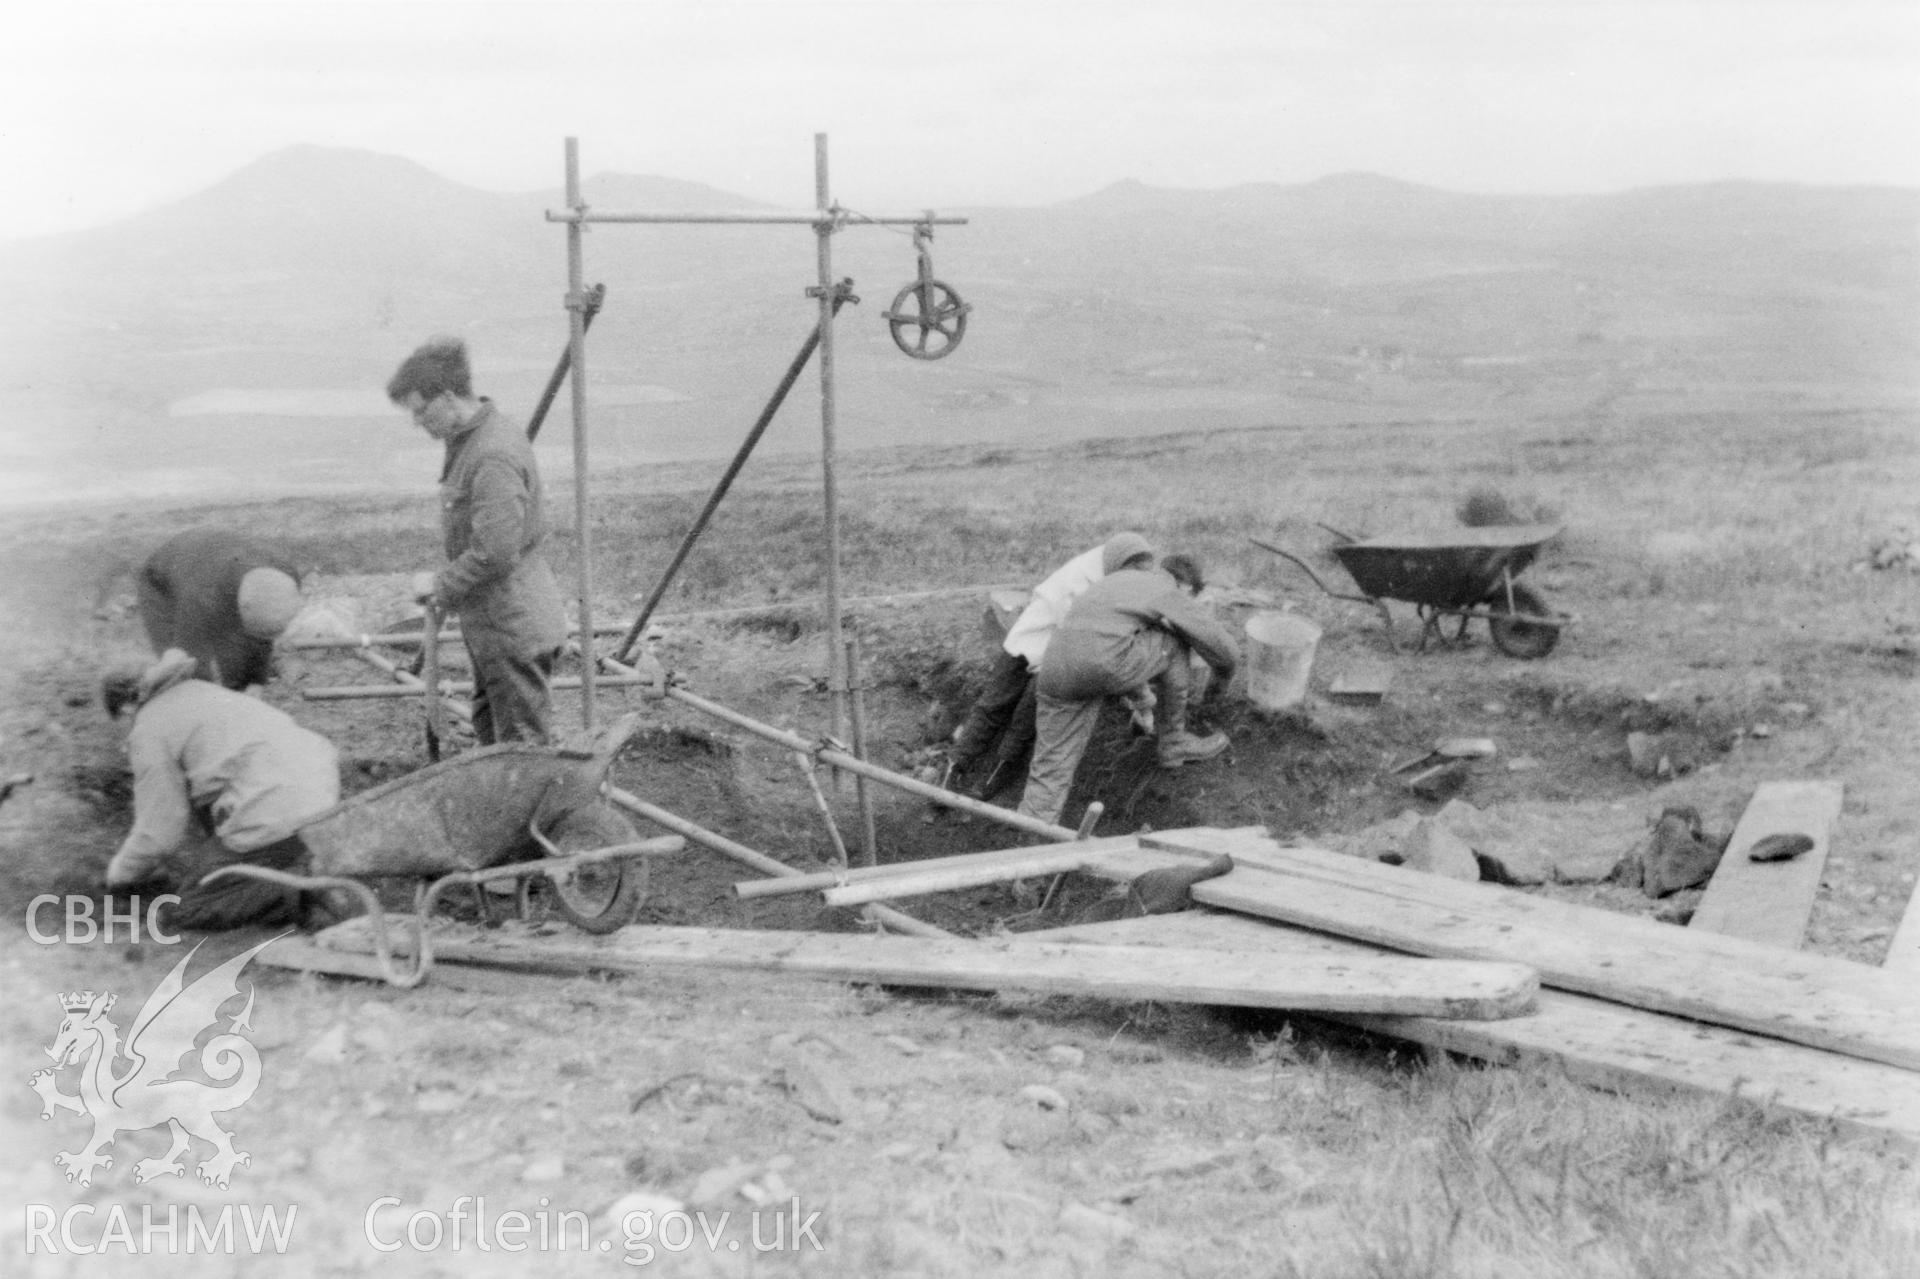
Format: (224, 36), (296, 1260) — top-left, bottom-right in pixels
(526, 171), (779, 215)
(0, 145), (1912, 505)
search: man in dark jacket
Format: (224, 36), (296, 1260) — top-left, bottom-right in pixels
(1015, 555), (1238, 826)
(137, 528), (303, 691)
(387, 336), (568, 744)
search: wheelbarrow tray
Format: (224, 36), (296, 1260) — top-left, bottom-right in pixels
(1331, 525), (1561, 609)
(296, 713), (640, 878)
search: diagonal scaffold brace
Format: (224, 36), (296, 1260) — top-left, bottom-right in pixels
(527, 282), (606, 442)
(613, 281), (859, 665)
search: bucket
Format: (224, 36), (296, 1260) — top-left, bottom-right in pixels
(1244, 612), (1321, 712)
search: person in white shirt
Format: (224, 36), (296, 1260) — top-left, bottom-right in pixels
(943, 532), (1155, 802)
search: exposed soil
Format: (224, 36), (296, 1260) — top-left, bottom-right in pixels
(3, 477), (1914, 1277)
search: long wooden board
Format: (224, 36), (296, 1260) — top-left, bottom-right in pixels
(1027, 908), (1920, 1150)
(1690, 781), (1844, 948)
(305, 919), (1539, 1019)
(819, 844), (1138, 906)
(734, 834), (1151, 901)
(1140, 829), (1920, 1072)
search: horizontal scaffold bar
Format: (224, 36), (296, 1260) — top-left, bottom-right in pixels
(543, 209), (969, 227)
(285, 583), (1025, 652)
(303, 673), (651, 700)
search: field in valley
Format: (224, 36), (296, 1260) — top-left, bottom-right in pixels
(2, 389), (1918, 1275)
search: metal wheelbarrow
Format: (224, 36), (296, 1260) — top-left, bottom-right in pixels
(204, 711), (684, 986)
(1252, 524), (1571, 658)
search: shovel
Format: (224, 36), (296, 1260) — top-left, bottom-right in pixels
(1391, 737), (1498, 776)
(1393, 739), (1499, 796)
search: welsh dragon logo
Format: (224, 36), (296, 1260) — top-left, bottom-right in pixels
(29, 936), (278, 1189)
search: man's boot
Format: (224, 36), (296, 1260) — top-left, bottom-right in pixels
(1155, 670), (1228, 767)
(1121, 685), (1156, 736)
(1158, 729), (1229, 767)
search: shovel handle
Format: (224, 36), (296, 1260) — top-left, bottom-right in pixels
(421, 603), (445, 760)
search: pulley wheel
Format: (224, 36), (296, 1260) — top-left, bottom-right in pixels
(885, 279), (969, 360)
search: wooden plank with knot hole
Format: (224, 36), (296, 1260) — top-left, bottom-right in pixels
(1142, 828), (1920, 1073)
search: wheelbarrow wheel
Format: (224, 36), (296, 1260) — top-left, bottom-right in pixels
(541, 804), (648, 934)
(1486, 583), (1560, 659)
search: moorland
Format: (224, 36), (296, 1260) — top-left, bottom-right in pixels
(0, 149), (1916, 1276)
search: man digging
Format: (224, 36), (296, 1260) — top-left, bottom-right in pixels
(387, 335), (569, 746)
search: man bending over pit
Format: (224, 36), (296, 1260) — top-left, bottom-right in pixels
(944, 531), (1156, 803)
(1015, 553), (1238, 827)
(137, 527), (303, 691)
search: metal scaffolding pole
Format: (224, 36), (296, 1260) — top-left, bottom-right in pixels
(813, 133), (847, 746)
(540, 135), (964, 740)
(564, 138), (597, 729)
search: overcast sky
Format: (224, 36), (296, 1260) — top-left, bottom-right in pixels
(3, 0), (1915, 242)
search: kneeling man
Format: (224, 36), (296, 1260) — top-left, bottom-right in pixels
(103, 649), (341, 930)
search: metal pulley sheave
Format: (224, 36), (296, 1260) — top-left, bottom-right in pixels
(883, 222), (970, 359)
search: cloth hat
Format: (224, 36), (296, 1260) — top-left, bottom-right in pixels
(137, 649), (201, 704)
(237, 567), (301, 640)
(1101, 532), (1156, 574)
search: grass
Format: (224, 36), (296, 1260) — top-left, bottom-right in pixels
(3, 397), (1918, 1276)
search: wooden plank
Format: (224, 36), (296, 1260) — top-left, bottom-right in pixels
(312, 919), (1539, 1019)
(1138, 829), (1920, 1072)
(1690, 781), (1844, 948)
(1886, 884), (1920, 975)
(1027, 910), (1920, 1150)
(820, 844), (1135, 906)
(734, 834), (1149, 900)
(259, 935), (575, 995)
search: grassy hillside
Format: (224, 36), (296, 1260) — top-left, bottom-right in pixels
(0, 148), (1911, 506)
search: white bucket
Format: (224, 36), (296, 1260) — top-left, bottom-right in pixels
(1244, 612), (1322, 712)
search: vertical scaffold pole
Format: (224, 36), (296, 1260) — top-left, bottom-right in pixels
(814, 133), (847, 750)
(565, 137), (598, 729)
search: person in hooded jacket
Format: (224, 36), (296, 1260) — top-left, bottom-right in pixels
(102, 649), (341, 930)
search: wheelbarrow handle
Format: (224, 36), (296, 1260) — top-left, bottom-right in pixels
(1250, 536), (1402, 652)
(1248, 538), (1378, 607)
(200, 866), (433, 988)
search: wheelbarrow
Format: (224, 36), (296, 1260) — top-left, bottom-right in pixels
(204, 711), (684, 986)
(1252, 525), (1571, 658)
